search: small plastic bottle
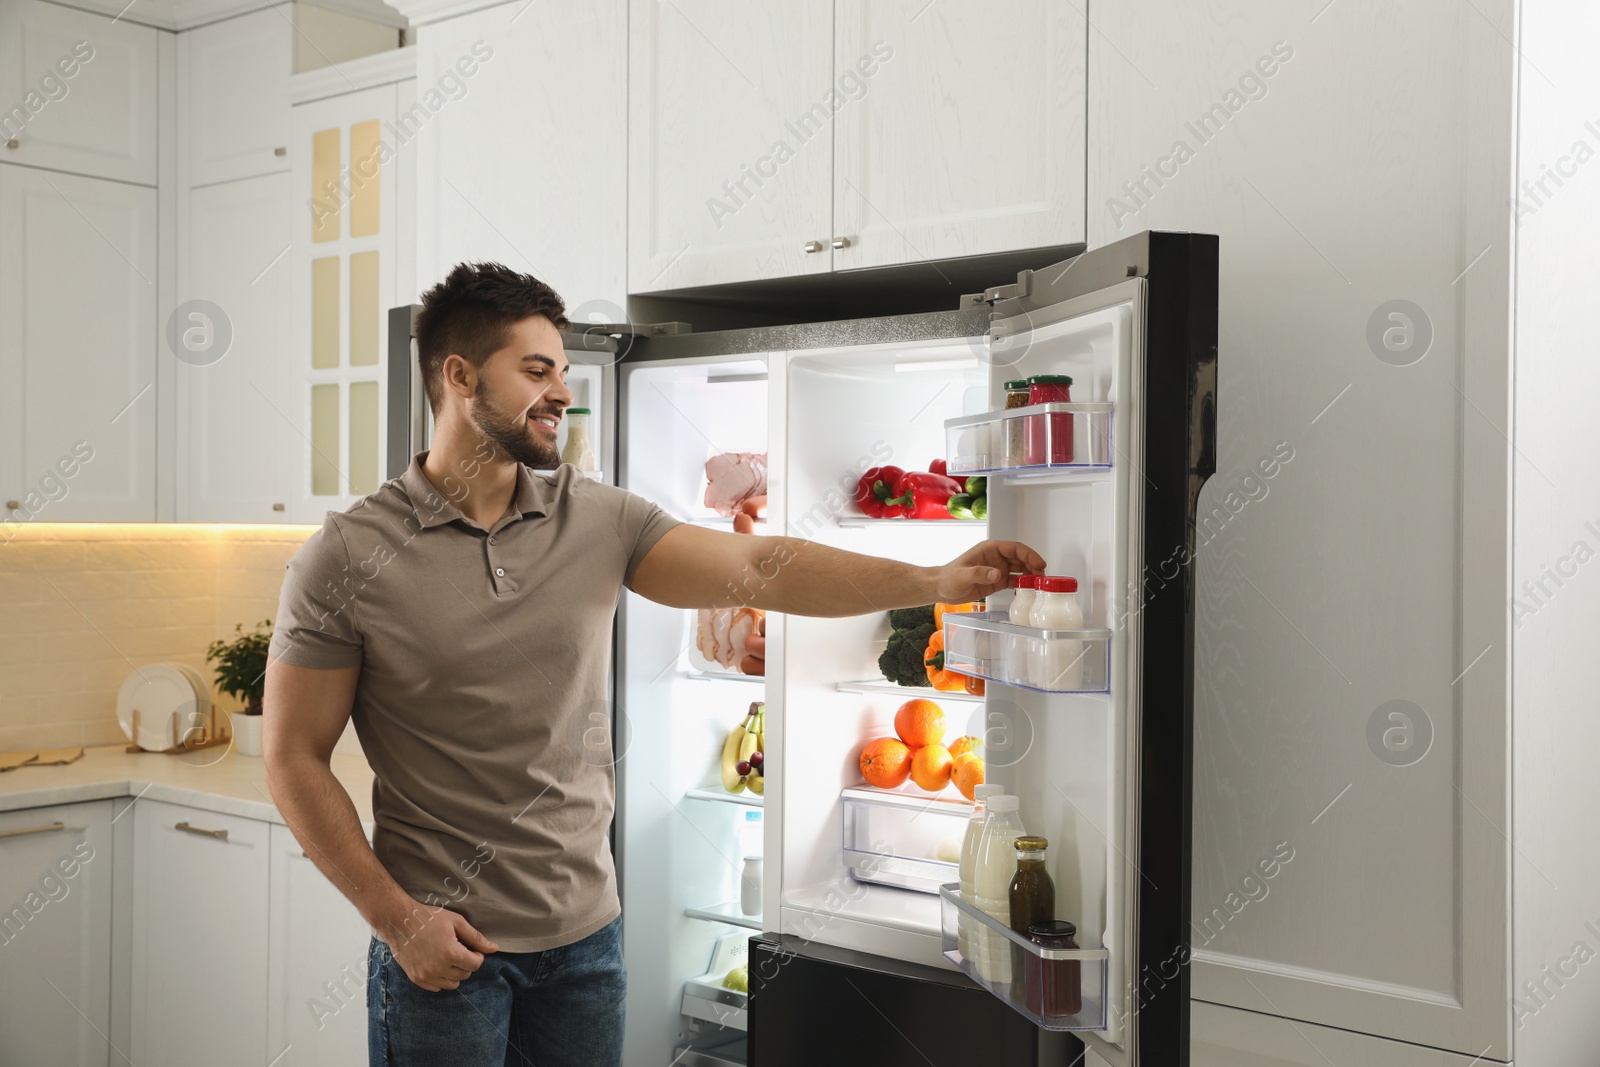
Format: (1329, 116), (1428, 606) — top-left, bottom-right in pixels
(1007, 575), (1039, 687)
(973, 795), (1025, 985)
(958, 783), (1004, 964)
(560, 407), (598, 470)
(1029, 577), (1085, 691)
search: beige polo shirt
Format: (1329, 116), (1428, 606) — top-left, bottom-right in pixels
(269, 453), (680, 952)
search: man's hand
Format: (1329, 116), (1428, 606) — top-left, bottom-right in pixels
(383, 904), (500, 992)
(935, 540), (1048, 603)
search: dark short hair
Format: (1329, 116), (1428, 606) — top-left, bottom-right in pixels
(414, 262), (569, 415)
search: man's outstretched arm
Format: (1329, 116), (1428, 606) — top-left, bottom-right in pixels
(627, 524), (1047, 615)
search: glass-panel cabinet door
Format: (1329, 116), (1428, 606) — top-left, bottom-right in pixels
(289, 83), (398, 522)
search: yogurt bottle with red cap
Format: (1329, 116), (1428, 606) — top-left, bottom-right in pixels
(1028, 577), (1084, 690)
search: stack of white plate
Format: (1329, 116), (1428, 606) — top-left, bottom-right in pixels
(116, 663), (213, 752)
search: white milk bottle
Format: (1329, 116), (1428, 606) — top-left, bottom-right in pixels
(1007, 575), (1038, 687)
(1030, 577), (1085, 690)
(958, 783), (1004, 964)
(973, 794), (1025, 984)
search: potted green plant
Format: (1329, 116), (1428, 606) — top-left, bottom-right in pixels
(207, 619), (273, 757)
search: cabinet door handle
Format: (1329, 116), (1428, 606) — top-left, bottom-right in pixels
(272, 503), (286, 512)
(5, 500), (19, 510)
(831, 236), (852, 249)
(274, 147), (287, 157)
(0, 821), (65, 840)
(803, 240), (824, 254)
(175, 820), (228, 840)
(5, 139), (18, 150)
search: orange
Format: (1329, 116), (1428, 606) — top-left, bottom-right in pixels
(860, 737), (913, 789)
(910, 744), (954, 791)
(951, 753), (985, 800)
(894, 699), (946, 749)
(947, 735), (983, 761)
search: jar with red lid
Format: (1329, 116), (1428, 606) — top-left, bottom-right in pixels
(1024, 375), (1074, 466)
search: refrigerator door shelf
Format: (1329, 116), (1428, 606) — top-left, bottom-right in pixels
(945, 402), (1114, 477)
(939, 884), (1111, 1032)
(942, 612), (1112, 694)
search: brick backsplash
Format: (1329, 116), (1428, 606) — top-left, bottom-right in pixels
(0, 524), (320, 753)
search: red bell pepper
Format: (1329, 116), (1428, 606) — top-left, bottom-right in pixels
(856, 466), (907, 518)
(929, 458), (948, 476)
(886, 470), (964, 519)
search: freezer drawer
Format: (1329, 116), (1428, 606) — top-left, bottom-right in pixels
(748, 934), (1080, 1067)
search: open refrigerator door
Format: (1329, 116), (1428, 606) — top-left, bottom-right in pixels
(616, 351), (775, 1067)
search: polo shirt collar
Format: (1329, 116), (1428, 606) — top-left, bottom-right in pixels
(402, 451), (549, 530)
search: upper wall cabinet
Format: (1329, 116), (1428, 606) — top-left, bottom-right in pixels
(0, 0), (159, 185)
(415, 0), (626, 309)
(628, 0), (1087, 293)
(628, 0), (835, 292)
(178, 6), (293, 188)
(0, 166), (158, 523)
(830, 0), (1086, 270)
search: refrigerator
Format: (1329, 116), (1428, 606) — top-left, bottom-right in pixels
(389, 229), (1218, 1067)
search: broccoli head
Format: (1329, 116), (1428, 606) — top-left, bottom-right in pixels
(878, 622), (937, 687)
(886, 605), (936, 632)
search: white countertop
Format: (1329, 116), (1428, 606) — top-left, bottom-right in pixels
(0, 743), (375, 828)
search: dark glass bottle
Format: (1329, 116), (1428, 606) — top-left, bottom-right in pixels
(1008, 836), (1055, 1003)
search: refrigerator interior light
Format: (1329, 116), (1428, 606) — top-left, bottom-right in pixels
(893, 358), (981, 374)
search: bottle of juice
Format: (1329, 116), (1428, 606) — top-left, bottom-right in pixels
(1008, 836), (1056, 1005)
(957, 784), (1004, 964)
(973, 794), (1025, 984)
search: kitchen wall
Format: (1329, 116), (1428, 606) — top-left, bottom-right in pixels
(0, 524), (319, 752)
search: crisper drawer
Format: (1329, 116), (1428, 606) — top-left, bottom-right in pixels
(840, 786), (971, 895)
(939, 884), (1109, 1032)
(942, 610), (1112, 694)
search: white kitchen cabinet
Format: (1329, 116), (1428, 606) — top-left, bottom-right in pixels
(131, 799), (271, 1067)
(0, 800), (114, 1067)
(415, 0), (626, 310)
(290, 72), (406, 514)
(176, 171), (304, 523)
(628, 0), (834, 292)
(266, 823), (371, 1066)
(178, 5), (293, 187)
(628, 0), (1086, 292)
(830, 0), (1085, 269)
(0, 0), (159, 185)
(0, 166), (157, 522)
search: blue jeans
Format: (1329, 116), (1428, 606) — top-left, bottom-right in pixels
(367, 917), (626, 1066)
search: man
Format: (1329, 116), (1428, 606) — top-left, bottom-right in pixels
(263, 261), (1045, 1067)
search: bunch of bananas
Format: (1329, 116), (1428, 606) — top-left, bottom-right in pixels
(720, 701), (766, 796)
